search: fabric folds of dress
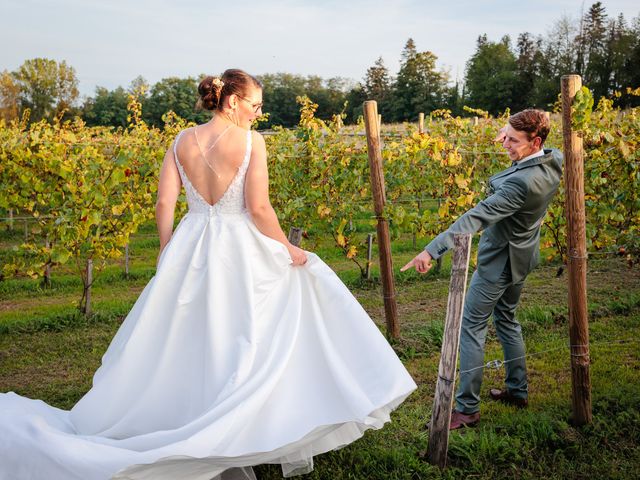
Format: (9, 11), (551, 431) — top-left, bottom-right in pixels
(0, 129), (416, 479)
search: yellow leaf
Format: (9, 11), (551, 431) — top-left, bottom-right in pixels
(346, 245), (357, 259)
(336, 233), (346, 247)
(454, 174), (468, 189)
(447, 152), (461, 166)
(111, 204), (125, 216)
(317, 204), (331, 218)
(456, 194), (468, 207)
(619, 139), (630, 158)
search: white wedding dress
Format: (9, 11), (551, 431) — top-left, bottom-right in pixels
(0, 129), (416, 480)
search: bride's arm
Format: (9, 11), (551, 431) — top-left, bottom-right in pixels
(244, 131), (307, 266)
(155, 144), (182, 258)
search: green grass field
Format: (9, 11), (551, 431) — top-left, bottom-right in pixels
(1, 222), (639, 479)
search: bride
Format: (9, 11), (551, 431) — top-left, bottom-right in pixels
(0, 69), (416, 479)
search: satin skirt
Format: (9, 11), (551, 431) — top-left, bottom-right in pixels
(0, 211), (416, 479)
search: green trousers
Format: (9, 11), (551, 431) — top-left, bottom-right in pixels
(455, 264), (528, 414)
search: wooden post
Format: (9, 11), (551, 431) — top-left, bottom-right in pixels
(473, 116), (479, 127)
(435, 200), (443, 272)
(418, 112), (425, 134)
(426, 233), (473, 468)
(377, 114), (382, 132)
(124, 243), (130, 276)
(84, 258), (93, 316)
(288, 227), (303, 247)
(366, 233), (374, 280)
(8, 209), (13, 230)
(561, 74), (592, 425)
(363, 101), (399, 339)
(44, 238), (51, 287)
(24, 219), (28, 241)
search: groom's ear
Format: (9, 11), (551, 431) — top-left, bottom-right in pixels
(532, 136), (543, 149)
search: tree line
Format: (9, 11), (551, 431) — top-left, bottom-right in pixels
(1, 2), (638, 127)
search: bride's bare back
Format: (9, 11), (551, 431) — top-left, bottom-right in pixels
(175, 122), (248, 206)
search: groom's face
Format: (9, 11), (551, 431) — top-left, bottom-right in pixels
(502, 124), (542, 161)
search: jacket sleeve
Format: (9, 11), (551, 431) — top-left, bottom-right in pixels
(425, 177), (529, 259)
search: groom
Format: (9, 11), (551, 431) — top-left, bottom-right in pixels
(402, 109), (563, 429)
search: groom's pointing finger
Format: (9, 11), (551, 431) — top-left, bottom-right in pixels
(400, 258), (414, 272)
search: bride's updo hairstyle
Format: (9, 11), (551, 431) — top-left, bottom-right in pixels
(198, 69), (262, 111)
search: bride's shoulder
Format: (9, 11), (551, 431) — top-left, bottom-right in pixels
(173, 127), (194, 146)
(250, 130), (266, 148)
(249, 131), (266, 160)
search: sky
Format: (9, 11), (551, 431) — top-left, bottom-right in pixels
(1, 0), (639, 98)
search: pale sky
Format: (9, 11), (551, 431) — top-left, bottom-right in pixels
(1, 0), (639, 98)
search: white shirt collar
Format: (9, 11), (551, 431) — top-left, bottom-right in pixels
(515, 148), (544, 165)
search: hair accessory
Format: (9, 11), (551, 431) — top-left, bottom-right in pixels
(211, 77), (224, 89)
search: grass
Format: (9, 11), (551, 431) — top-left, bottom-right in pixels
(1, 223), (639, 479)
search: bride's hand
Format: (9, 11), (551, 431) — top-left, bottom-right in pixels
(287, 244), (308, 266)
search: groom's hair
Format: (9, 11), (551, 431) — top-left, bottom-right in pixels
(509, 109), (550, 144)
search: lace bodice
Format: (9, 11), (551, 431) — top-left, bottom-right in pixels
(173, 129), (252, 215)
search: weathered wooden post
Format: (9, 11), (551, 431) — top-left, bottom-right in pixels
(124, 243), (130, 277)
(288, 227), (303, 247)
(418, 112), (425, 134)
(8, 209), (14, 230)
(426, 233), (472, 468)
(561, 74), (592, 425)
(44, 238), (51, 288)
(366, 233), (374, 280)
(473, 116), (479, 127)
(83, 258), (93, 316)
(413, 200), (422, 248)
(363, 101), (400, 339)
(377, 114), (382, 133)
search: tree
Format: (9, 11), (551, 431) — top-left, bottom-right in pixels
(581, 2), (611, 98)
(13, 58), (79, 122)
(533, 15), (580, 108)
(392, 38), (449, 121)
(464, 35), (519, 115)
(515, 32), (544, 109)
(143, 77), (209, 127)
(128, 76), (150, 95)
(619, 15), (640, 106)
(606, 14), (638, 99)
(344, 84), (367, 124)
(0, 70), (20, 122)
(82, 86), (130, 128)
(258, 73), (349, 128)
(364, 57), (392, 118)
(259, 73), (311, 127)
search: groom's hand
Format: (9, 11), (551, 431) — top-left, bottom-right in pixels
(494, 125), (508, 143)
(400, 250), (433, 274)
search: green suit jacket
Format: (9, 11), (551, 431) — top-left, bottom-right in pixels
(425, 148), (563, 283)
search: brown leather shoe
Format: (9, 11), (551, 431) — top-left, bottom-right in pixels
(489, 388), (528, 408)
(449, 410), (480, 430)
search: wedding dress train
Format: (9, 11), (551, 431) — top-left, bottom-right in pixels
(0, 129), (416, 479)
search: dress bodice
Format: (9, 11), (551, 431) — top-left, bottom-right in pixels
(173, 129), (252, 216)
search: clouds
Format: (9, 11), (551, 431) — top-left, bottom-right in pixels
(1, 0), (638, 96)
